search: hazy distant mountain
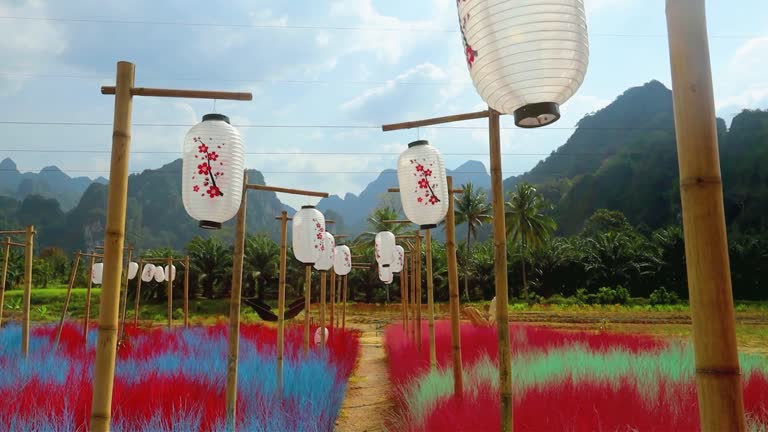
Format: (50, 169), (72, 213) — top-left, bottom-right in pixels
(0, 158), (101, 211)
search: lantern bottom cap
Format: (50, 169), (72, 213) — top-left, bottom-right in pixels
(199, 220), (222, 230)
(420, 224), (437, 230)
(513, 102), (561, 128)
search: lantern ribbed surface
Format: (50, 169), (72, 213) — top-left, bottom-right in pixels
(457, 0), (589, 126)
(374, 231), (396, 266)
(164, 264), (176, 282)
(314, 232), (336, 271)
(127, 262), (139, 280)
(391, 245), (405, 273)
(182, 114), (245, 229)
(379, 264), (393, 283)
(91, 263), (103, 285)
(292, 206), (326, 264)
(333, 245), (352, 276)
(397, 141), (449, 229)
(153, 266), (166, 283)
(141, 264), (156, 282)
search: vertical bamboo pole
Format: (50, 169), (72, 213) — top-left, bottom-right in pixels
(118, 248), (132, 339)
(329, 269), (336, 331)
(166, 257), (173, 329)
(415, 231), (422, 351)
(337, 275), (343, 327)
(21, 225), (34, 357)
(133, 260), (143, 328)
(0, 237), (10, 328)
(276, 211), (288, 398)
(425, 229), (437, 369)
(226, 178), (247, 430)
(666, 2), (746, 430)
(489, 108), (513, 431)
(55, 251), (81, 347)
(304, 264), (312, 355)
(91, 60), (134, 432)
(400, 255), (408, 331)
(341, 275), (348, 330)
(410, 249), (416, 342)
(446, 176), (464, 396)
(84, 255), (96, 341)
(320, 271), (326, 348)
(184, 256), (190, 327)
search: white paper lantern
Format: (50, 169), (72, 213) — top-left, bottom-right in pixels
(314, 327), (329, 345)
(153, 266), (166, 283)
(91, 263), (103, 285)
(164, 264), (176, 282)
(391, 245), (405, 273)
(374, 231), (396, 267)
(127, 262), (139, 280)
(457, 0), (589, 127)
(397, 141), (449, 229)
(141, 263), (156, 282)
(314, 233), (336, 271)
(379, 264), (393, 284)
(333, 245), (352, 276)
(182, 113), (245, 229)
(292, 206), (326, 264)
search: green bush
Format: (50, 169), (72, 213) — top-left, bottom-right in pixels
(576, 286), (630, 305)
(649, 287), (680, 305)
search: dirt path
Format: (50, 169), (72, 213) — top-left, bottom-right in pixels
(335, 320), (394, 432)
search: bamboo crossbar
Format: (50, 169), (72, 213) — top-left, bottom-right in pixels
(269, 216), (335, 223)
(79, 252), (104, 259)
(101, 86), (252, 101)
(0, 230), (26, 235)
(138, 257), (188, 267)
(383, 220), (413, 224)
(382, 110), (491, 131)
(395, 235), (417, 239)
(247, 184), (328, 197)
(6, 241), (25, 247)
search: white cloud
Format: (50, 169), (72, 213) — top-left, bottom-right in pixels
(716, 35), (768, 120)
(340, 63), (447, 111)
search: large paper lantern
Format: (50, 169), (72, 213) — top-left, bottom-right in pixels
(164, 264), (176, 282)
(141, 263), (156, 282)
(127, 262), (139, 280)
(397, 140), (449, 229)
(314, 232), (336, 271)
(91, 263), (103, 285)
(333, 245), (352, 276)
(391, 245), (405, 273)
(456, 0), (589, 127)
(292, 205), (326, 264)
(374, 231), (396, 267)
(153, 266), (166, 283)
(182, 113), (245, 229)
(379, 264), (393, 284)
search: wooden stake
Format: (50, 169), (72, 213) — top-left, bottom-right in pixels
(425, 229), (437, 369)
(320, 271), (326, 348)
(20, 225), (34, 357)
(118, 248), (132, 339)
(90, 61), (134, 432)
(133, 260), (143, 328)
(166, 257), (173, 329)
(665, 2), (746, 429)
(415, 231), (422, 351)
(276, 211), (288, 398)
(84, 255), (96, 342)
(55, 251), (80, 347)
(342, 275), (348, 330)
(336, 276), (343, 328)
(329, 269), (336, 331)
(410, 248), (416, 342)
(400, 255), (408, 332)
(226, 177), (248, 429)
(0, 238), (10, 328)
(446, 176), (464, 396)
(304, 264), (312, 355)
(489, 108), (513, 431)
(184, 256), (190, 327)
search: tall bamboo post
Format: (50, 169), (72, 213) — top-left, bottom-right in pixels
(329, 269), (336, 331)
(276, 210), (288, 398)
(83, 255), (96, 341)
(21, 225), (34, 357)
(401, 252), (408, 332)
(184, 256), (190, 327)
(304, 264), (312, 355)
(55, 251), (81, 347)
(410, 248), (416, 342)
(666, 1), (746, 429)
(166, 257), (173, 329)
(446, 176), (464, 395)
(336, 275), (343, 327)
(133, 260), (144, 328)
(341, 275), (348, 330)
(489, 109), (513, 431)
(415, 231), (422, 351)
(320, 271), (327, 348)
(225, 178), (247, 430)
(425, 229), (437, 369)
(90, 60), (134, 432)
(0, 237), (10, 328)
(118, 248), (132, 339)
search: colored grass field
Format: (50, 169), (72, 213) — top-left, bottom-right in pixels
(384, 321), (768, 432)
(0, 323), (360, 431)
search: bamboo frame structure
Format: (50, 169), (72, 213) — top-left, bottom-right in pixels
(184, 256), (190, 327)
(320, 271), (327, 348)
(117, 248), (133, 338)
(165, 257), (173, 329)
(424, 229), (437, 368)
(0, 237), (10, 328)
(128, 256), (189, 330)
(20, 226), (35, 357)
(133, 260), (143, 328)
(665, 1), (746, 429)
(400, 251), (409, 332)
(276, 211), (289, 398)
(83, 255), (96, 341)
(445, 176), (464, 396)
(55, 251), (81, 347)
(92, 60), (253, 432)
(329, 269), (336, 332)
(304, 264), (312, 355)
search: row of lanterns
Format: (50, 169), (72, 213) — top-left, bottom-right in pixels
(293, 205), (352, 275)
(90, 261), (139, 285)
(139, 263), (176, 283)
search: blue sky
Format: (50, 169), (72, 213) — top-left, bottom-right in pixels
(1, 0), (767, 209)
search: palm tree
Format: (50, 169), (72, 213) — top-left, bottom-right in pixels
(244, 234), (279, 299)
(453, 182), (491, 301)
(356, 205), (412, 242)
(504, 183), (556, 299)
(187, 236), (232, 299)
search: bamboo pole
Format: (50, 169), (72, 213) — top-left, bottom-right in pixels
(55, 251), (81, 347)
(410, 246), (416, 342)
(90, 60), (134, 432)
(84, 255), (96, 341)
(0, 238), (10, 328)
(118, 248), (132, 339)
(133, 260), (144, 328)
(246, 184), (329, 198)
(415, 231), (422, 351)
(320, 271), (327, 348)
(226, 178), (248, 430)
(336, 275), (342, 328)
(400, 256), (407, 331)
(446, 176), (464, 396)
(304, 264), (312, 355)
(381, 110), (490, 131)
(166, 257), (173, 329)
(0, 230), (26, 235)
(665, 2), (746, 430)
(20, 225), (34, 357)
(489, 109), (513, 431)
(342, 275), (348, 330)
(329, 269), (336, 331)
(425, 229), (437, 369)
(101, 86), (252, 101)
(184, 256), (189, 328)
(276, 211), (288, 398)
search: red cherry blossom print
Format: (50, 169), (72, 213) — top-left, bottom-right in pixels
(198, 163), (210, 175)
(429, 195), (440, 205)
(206, 185), (221, 198)
(424, 169), (433, 177)
(418, 178), (429, 189)
(208, 152), (219, 162)
(316, 233), (323, 240)
(193, 185), (200, 192)
(198, 144), (209, 154)
(418, 197), (423, 203)
(416, 164), (424, 172)
(316, 223), (321, 228)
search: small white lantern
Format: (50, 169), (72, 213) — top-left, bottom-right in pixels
(182, 113), (245, 229)
(292, 206), (326, 264)
(164, 264), (177, 282)
(456, 0), (589, 127)
(333, 245), (352, 276)
(141, 263), (156, 282)
(397, 140), (449, 229)
(314, 233), (336, 271)
(391, 245), (405, 273)
(153, 266), (166, 283)
(127, 262), (139, 280)
(379, 264), (393, 283)
(374, 231), (396, 267)
(91, 263), (103, 285)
